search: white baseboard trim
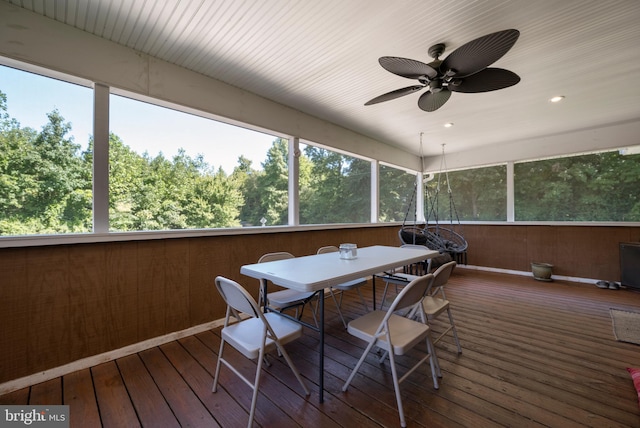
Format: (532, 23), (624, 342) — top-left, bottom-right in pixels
(0, 317), (229, 396)
(457, 264), (600, 285)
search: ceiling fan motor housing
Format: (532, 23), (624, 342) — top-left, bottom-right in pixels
(429, 79), (443, 92)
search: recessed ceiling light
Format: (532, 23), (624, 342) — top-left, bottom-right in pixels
(444, 122), (454, 128)
(549, 96), (565, 103)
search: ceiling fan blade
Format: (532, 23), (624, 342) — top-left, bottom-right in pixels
(448, 68), (520, 93)
(417, 89), (452, 112)
(365, 85), (425, 105)
(379, 57), (438, 79)
(441, 29), (520, 78)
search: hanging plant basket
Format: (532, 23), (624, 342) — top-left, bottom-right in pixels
(531, 262), (553, 282)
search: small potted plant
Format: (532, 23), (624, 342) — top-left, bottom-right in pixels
(531, 262), (553, 281)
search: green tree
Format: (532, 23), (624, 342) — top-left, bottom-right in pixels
(300, 146), (344, 224)
(109, 142), (244, 231)
(0, 93), (92, 234)
(107, 133), (147, 230)
(340, 157), (371, 223)
(0, 93), (39, 234)
(252, 138), (289, 226)
(379, 165), (416, 223)
(233, 155), (264, 226)
(185, 166), (243, 228)
(427, 166), (507, 222)
(299, 145), (371, 224)
(515, 152), (640, 221)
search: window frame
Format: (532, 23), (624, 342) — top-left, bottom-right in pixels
(1, 57), (638, 249)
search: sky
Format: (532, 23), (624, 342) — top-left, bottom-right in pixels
(0, 64), (276, 173)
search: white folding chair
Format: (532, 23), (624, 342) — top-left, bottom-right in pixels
(257, 252), (318, 325)
(376, 244), (433, 309)
(316, 245), (369, 328)
(342, 273), (440, 428)
(420, 261), (462, 353)
(212, 276), (310, 428)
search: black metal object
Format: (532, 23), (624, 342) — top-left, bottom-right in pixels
(365, 29), (520, 112)
(398, 141), (468, 264)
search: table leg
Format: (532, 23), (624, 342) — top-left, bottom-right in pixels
(372, 275), (376, 310)
(261, 279), (268, 312)
(319, 290), (324, 403)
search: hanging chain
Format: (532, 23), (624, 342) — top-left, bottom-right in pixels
(440, 144), (462, 226)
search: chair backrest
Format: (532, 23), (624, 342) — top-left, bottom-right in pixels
(387, 273), (434, 315)
(215, 276), (261, 318)
(258, 251), (294, 263)
(431, 260), (456, 289)
(317, 245), (339, 254)
(257, 252), (295, 300)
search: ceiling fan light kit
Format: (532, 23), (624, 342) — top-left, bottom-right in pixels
(366, 29), (521, 112)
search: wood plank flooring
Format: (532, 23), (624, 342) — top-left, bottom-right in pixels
(2, 268), (640, 427)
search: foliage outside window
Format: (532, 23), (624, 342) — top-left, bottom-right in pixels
(515, 151), (640, 221)
(425, 165), (507, 222)
(299, 144), (371, 224)
(4, 61), (640, 239)
(379, 165), (417, 223)
(236, 138), (290, 227)
(0, 66), (93, 236)
(108, 94), (287, 231)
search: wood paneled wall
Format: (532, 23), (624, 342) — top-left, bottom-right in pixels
(0, 227), (398, 384)
(460, 224), (640, 280)
(1, 224), (639, 384)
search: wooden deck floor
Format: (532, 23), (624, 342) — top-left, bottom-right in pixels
(2, 268), (640, 427)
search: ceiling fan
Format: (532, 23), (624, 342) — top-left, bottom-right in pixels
(365, 29), (521, 112)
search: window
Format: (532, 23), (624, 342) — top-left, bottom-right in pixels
(0, 65), (93, 236)
(426, 165), (507, 222)
(5, 58), (638, 243)
(379, 165), (417, 223)
(299, 143), (371, 224)
(108, 93), (286, 230)
(515, 151), (640, 221)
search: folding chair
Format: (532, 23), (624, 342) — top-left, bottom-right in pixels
(419, 261), (462, 353)
(342, 273), (440, 428)
(212, 276), (310, 428)
(257, 252), (318, 325)
(317, 245), (369, 328)
(376, 244), (433, 309)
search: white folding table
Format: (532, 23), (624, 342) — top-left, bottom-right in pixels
(240, 245), (438, 402)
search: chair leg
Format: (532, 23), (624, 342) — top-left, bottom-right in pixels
(263, 354), (272, 366)
(328, 288), (348, 329)
(212, 339), (226, 392)
(307, 296), (319, 327)
(447, 308), (462, 354)
(293, 300), (318, 328)
(355, 288), (369, 312)
(388, 350), (407, 428)
(426, 333), (442, 383)
(275, 342), (310, 396)
(247, 347), (266, 428)
(342, 339), (378, 391)
(380, 282), (391, 309)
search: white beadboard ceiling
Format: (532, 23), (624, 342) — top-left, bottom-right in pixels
(4, 0), (640, 164)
